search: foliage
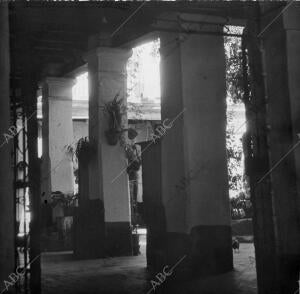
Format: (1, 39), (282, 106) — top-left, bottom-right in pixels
(51, 191), (78, 208)
(126, 39), (160, 102)
(224, 30), (246, 197)
(100, 91), (140, 172)
(101, 93), (138, 145)
(127, 51), (141, 101)
(101, 93), (125, 131)
(224, 30), (244, 104)
(230, 191), (253, 219)
(65, 137), (95, 195)
(127, 102), (144, 120)
(226, 111), (244, 193)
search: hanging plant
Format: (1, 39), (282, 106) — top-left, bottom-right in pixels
(101, 92), (138, 145)
(101, 93), (124, 145)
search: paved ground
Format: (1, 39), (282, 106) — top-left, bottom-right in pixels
(42, 236), (257, 294)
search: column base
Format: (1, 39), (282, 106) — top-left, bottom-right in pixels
(147, 225), (233, 277)
(74, 199), (105, 259)
(146, 229), (167, 270)
(278, 254), (300, 294)
(189, 225), (233, 276)
(105, 222), (133, 257)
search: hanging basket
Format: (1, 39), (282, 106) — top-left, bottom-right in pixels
(105, 129), (120, 146)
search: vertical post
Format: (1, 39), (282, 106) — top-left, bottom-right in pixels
(19, 24), (42, 293)
(0, 3), (15, 291)
(26, 84), (41, 294)
(245, 12), (279, 294)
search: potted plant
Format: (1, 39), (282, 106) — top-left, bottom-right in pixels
(101, 93), (138, 145)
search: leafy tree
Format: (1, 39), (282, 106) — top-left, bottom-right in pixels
(224, 28), (246, 197)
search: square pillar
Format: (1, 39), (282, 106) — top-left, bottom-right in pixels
(159, 16), (232, 275)
(86, 47), (133, 256)
(259, 8), (300, 293)
(41, 78), (75, 201)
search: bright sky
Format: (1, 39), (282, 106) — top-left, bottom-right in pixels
(72, 72), (88, 101)
(72, 40), (161, 103)
(127, 39), (161, 103)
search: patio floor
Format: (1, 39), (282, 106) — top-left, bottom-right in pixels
(42, 235), (257, 294)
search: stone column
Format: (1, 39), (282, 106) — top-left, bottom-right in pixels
(159, 17), (232, 275)
(260, 8), (300, 293)
(86, 47), (133, 256)
(41, 78), (75, 201)
(0, 3), (15, 288)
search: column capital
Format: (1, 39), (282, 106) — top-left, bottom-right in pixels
(42, 77), (75, 88)
(84, 47), (132, 72)
(154, 12), (227, 33)
(41, 77), (75, 100)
